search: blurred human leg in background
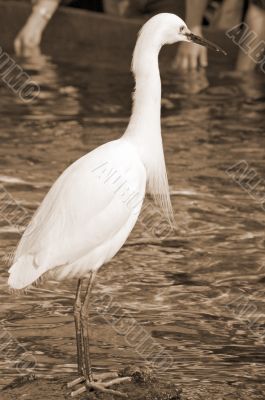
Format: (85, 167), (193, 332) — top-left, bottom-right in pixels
(173, 0), (265, 73)
(236, 0), (265, 71)
(172, 0), (245, 71)
(172, 0), (209, 71)
(14, 0), (60, 55)
(14, 0), (103, 56)
(213, 0), (244, 29)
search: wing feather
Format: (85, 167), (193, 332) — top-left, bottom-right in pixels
(9, 139), (146, 288)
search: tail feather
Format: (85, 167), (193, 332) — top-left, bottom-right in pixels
(8, 255), (47, 290)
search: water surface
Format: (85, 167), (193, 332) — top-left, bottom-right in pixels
(0, 48), (265, 397)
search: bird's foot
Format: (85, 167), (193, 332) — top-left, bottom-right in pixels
(67, 372), (131, 398)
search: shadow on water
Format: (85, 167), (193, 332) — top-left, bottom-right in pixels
(0, 49), (265, 397)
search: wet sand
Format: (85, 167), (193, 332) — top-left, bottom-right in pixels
(2, 372), (264, 400)
(2, 368), (182, 400)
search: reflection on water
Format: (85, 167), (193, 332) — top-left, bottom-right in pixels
(0, 50), (265, 396)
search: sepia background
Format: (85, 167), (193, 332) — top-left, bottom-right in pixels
(0, 1), (265, 399)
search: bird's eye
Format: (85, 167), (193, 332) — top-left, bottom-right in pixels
(180, 26), (185, 33)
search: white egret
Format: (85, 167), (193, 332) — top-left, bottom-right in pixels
(8, 13), (225, 398)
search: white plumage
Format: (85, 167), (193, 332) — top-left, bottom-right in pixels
(8, 139), (146, 288)
(8, 14), (184, 291)
(7, 13), (225, 396)
(8, 13), (225, 291)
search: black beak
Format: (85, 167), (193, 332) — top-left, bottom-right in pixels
(186, 32), (227, 55)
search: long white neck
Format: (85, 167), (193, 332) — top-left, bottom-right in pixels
(126, 44), (161, 134)
(123, 27), (174, 226)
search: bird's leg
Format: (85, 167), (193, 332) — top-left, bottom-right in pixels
(74, 278), (84, 376)
(68, 273), (95, 389)
(80, 271), (96, 382)
(67, 279), (86, 389)
(68, 272), (131, 398)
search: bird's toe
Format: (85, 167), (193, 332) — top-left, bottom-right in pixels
(68, 374), (131, 398)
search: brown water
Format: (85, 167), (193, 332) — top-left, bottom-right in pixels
(0, 50), (265, 397)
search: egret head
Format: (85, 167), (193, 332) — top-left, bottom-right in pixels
(143, 13), (226, 55)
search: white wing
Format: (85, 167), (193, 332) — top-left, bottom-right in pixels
(8, 138), (146, 289)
